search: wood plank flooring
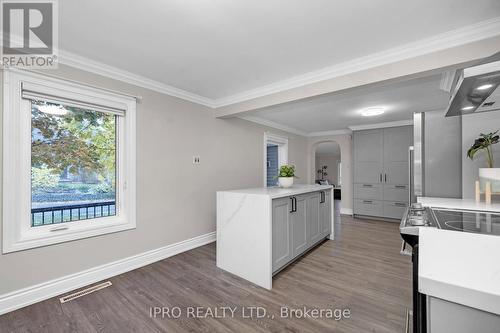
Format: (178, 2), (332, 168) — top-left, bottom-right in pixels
(0, 212), (412, 333)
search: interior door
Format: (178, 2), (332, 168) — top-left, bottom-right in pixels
(354, 129), (384, 184)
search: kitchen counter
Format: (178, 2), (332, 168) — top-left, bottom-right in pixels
(416, 196), (500, 316)
(419, 227), (500, 315)
(220, 184), (333, 199)
(216, 184), (334, 289)
(418, 196), (500, 212)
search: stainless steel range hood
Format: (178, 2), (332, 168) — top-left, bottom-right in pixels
(445, 60), (500, 117)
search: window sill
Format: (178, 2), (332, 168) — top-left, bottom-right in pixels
(2, 217), (136, 254)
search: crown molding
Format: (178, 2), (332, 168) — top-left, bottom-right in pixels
(4, 16), (500, 111)
(213, 16), (500, 108)
(58, 51), (215, 108)
(240, 116), (414, 136)
(348, 119), (413, 131)
(239, 115), (358, 137)
(308, 129), (352, 137)
(238, 115), (308, 137)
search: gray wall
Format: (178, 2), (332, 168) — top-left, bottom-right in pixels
(423, 110), (462, 198)
(0, 65), (308, 295)
(462, 111), (500, 198)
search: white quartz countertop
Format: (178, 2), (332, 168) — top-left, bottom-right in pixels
(218, 184), (333, 199)
(418, 197), (500, 212)
(419, 227), (500, 315)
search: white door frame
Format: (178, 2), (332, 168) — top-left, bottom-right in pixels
(263, 132), (288, 187)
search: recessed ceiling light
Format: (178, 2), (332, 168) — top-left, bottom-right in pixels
(36, 104), (68, 116)
(361, 107), (385, 117)
(476, 84), (493, 91)
(461, 106), (474, 111)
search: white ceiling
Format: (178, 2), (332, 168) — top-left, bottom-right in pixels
(244, 74), (450, 133)
(59, 0), (500, 100)
(315, 142), (340, 155)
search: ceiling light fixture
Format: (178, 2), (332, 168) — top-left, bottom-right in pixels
(36, 104), (69, 116)
(361, 107), (385, 117)
(476, 84), (493, 91)
(461, 106), (474, 111)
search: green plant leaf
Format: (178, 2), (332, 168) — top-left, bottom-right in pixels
(467, 130), (499, 167)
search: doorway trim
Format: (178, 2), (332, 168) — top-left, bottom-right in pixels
(263, 132), (288, 187)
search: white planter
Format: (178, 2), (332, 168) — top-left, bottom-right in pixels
(479, 168), (500, 193)
(278, 177), (294, 188)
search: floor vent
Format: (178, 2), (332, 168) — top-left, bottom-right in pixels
(59, 281), (112, 303)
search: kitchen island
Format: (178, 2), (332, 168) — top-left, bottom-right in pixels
(216, 184), (333, 289)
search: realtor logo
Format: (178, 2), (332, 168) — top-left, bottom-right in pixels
(1, 0), (58, 68)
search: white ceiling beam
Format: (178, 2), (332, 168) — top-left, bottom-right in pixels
(214, 19), (500, 118)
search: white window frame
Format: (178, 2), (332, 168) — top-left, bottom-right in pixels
(263, 132), (288, 187)
(2, 70), (136, 253)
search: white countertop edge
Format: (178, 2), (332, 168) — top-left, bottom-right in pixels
(417, 197), (500, 212)
(217, 184), (333, 199)
(419, 276), (500, 315)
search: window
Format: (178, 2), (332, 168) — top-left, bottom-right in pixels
(264, 133), (288, 187)
(3, 70), (136, 253)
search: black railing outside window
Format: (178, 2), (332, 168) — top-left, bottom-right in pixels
(31, 201), (116, 227)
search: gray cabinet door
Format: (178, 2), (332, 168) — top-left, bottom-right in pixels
(383, 184), (409, 202)
(354, 129), (383, 184)
(382, 201), (407, 220)
(307, 192), (322, 245)
(272, 197), (292, 272)
(353, 199), (384, 217)
(320, 191), (332, 237)
(383, 126), (411, 185)
(291, 195), (307, 258)
(354, 183), (383, 200)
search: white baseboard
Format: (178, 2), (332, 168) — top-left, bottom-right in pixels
(340, 208), (353, 215)
(0, 231), (216, 315)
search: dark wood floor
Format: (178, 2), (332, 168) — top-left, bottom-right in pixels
(0, 209), (412, 332)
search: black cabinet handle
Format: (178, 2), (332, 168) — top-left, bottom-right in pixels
(320, 191), (325, 203)
(363, 200), (373, 204)
(385, 174), (387, 182)
(380, 174), (382, 182)
(290, 197), (298, 213)
(395, 185), (406, 189)
(362, 184), (373, 188)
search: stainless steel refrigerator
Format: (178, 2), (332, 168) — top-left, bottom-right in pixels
(410, 110), (462, 202)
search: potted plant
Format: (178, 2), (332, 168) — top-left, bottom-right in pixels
(278, 165), (298, 188)
(467, 130), (500, 193)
